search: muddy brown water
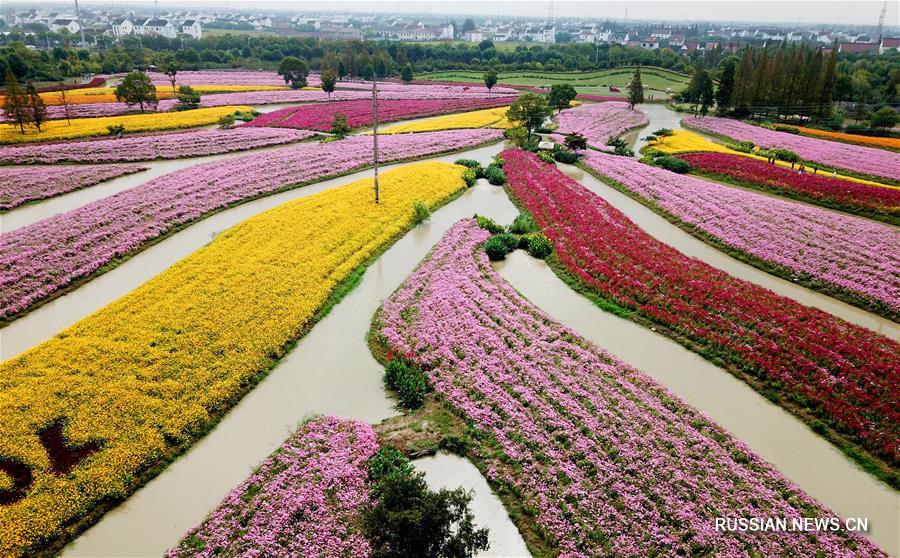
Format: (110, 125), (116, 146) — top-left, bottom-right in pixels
(60, 178), (519, 557)
(414, 452), (532, 557)
(0, 143), (504, 362)
(493, 251), (899, 556)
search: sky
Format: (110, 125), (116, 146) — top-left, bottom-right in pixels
(6, 0), (900, 27)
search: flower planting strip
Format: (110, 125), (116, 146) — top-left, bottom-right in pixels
(502, 149), (900, 489)
(578, 151), (900, 321)
(0, 130), (503, 324)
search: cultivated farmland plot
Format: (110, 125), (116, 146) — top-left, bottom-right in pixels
(1, 44), (898, 558)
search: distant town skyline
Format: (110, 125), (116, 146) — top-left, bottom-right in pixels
(4, 0), (898, 28)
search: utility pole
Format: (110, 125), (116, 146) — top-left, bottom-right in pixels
(74, 0), (86, 47)
(372, 79), (380, 204)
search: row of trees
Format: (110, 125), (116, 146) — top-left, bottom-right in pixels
(2, 71), (47, 133)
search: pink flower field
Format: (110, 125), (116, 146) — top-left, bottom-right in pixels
(550, 101), (648, 149)
(167, 416), (377, 558)
(582, 150), (900, 318)
(0, 164), (148, 209)
(0, 129), (503, 319)
(683, 117), (900, 183)
(0, 128), (316, 164)
(373, 218), (886, 558)
(245, 98), (512, 131)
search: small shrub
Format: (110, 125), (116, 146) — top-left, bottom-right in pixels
(524, 233), (553, 259)
(484, 165), (507, 185)
(330, 113), (351, 138)
(508, 213), (537, 235)
(217, 114), (235, 130)
(774, 124), (800, 134)
(368, 446), (413, 484)
(655, 156), (692, 173)
(383, 358), (430, 409)
(551, 147), (580, 164)
(484, 233), (519, 260)
(536, 150), (555, 164)
(106, 124), (125, 137)
(461, 168), (478, 187)
(474, 214), (505, 234)
(455, 159), (484, 179)
(411, 201), (431, 225)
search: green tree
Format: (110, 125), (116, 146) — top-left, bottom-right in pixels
(330, 113), (351, 138)
(218, 114), (236, 129)
(277, 56), (309, 89)
(696, 70), (715, 116)
(564, 132), (587, 151)
(869, 106), (899, 129)
(114, 71), (158, 112)
(320, 68), (337, 99)
(483, 69), (498, 95)
(26, 82), (47, 132)
(548, 83), (577, 112)
(818, 47), (837, 118)
(163, 59), (180, 94)
(715, 59), (736, 113)
(337, 60), (347, 80)
(507, 93), (552, 143)
(175, 85), (201, 110)
(462, 19), (475, 32)
(401, 64), (414, 84)
(56, 81), (72, 124)
(2, 70), (31, 134)
(364, 63), (375, 81)
(626, 67), (644, 109)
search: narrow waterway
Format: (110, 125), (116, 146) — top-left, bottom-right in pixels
(556, 163), (899, 339)
(60, 179), (519, 557)
(1, 139), (318, 232)
(493, 251), (899, 556)
(414, 452), (532, 557)
(0, 142), (504, 361)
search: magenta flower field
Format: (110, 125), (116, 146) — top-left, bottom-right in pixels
(582, 150), (900, 318)
(373, 219), (885, 558)
(167, 416), (377, 558)
(0, 129), (502, 319)
(550, 101), (648, 149)
(0, 164), (147, 209)
(0, 128), (316, 164)
(682, 117), (900, 182)
(245, 97), (511, 131)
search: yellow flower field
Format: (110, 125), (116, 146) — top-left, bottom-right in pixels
(0, 161), (469, 558)
(0, 105), (252, 144)
(650, 129), (897, 188)
(0, 85), (287, 106)
(378, 106), (513, 134)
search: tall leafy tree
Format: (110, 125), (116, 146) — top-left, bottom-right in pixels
(715, 58), (736, 113)
(818, 48), (837, 118)
(163, 59), (180, 94)
(626, 67), (644, 109)
(507, 93), (552, 143)
(548, 83), (577, 112)
(26, 82), (47, 132)
(320, 69), (337, 99)
(400, 64), (414, 84)
(483, 69), (498, 95)
(277, 56), (309, 89)
(114, 71), (158, 112)
(2, 70), (31, 134)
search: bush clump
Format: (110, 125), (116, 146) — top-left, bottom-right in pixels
(551, 147), (580, 164)
(483, 165), (507, 185)
(484, 233), (520, 260)
(461, 168), (478, 187)
(508, 213), (538, 235)
(774, 124), (800, 134)
(536, 150), (555, 164)
(384, 358), (430, 409)
(655, 155), (692, 174)
(474, 214), (505, 234)
(411, 201), (431, 225)
(523, 233), (553, 259)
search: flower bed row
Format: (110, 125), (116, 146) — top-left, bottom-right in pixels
(245, 98), (513, 131)
(549, 101), (648, 149)
(581, 150), (900, 319)
(373, 218), (885, 557)
(682, 117), (900, 183)
(787, 125), (900, 151)
(676, 152), (900, 226)
(0, 105), (252, 145)
(0, 128), (316, 164)
(649, 129), (891, 187)
(0, 85), (285, 107)
(144, 70), (287, 87)
(378, 106), (512, 134)
(0, 162), (470, 558)
(0, 129), (503, 320)
(167, 416), (377, 558)
(503, 149), (900, 475)
(0, 164), (148, 209)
